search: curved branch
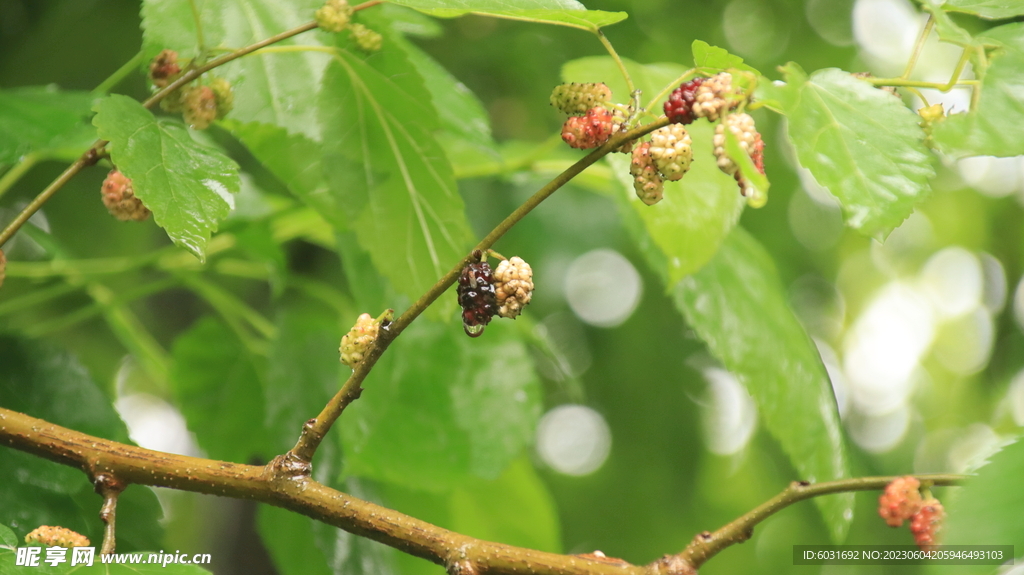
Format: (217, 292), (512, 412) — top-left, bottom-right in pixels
(677, 475), (966, 568)
(289, 117), (671, 462)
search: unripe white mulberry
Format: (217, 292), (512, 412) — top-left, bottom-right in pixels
(648, 124), (693, 181)
(630, 142), (664, 206)
(550, 83), (613, 116)
(209, 77), (234, 119)
(316, 0), (353, 32)
(340, 313), (379, 367)
(692, 72), (738, 122)
(493, 256), (534, 319)
(712, 113), (762, 176)
(350, 23), (382, 52)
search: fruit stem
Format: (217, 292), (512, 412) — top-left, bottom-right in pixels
(595, 29), (636, 96)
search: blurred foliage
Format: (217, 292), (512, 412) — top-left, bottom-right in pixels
(2, 1), (1024, 575)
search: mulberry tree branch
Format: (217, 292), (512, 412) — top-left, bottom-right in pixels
(287, 117), (671, 463)
(1, 407), (967, 575)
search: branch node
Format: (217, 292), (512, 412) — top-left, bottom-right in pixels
(646, 553), (697, 575)
(267, 451), (313, 479)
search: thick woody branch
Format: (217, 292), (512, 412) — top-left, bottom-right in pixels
(1, 407), (968, 574)
(289, 118), (672, 463)
(0, 407), (686, 575)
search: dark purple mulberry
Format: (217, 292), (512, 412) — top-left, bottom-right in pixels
(457, 258), (497, 337)
(664, 77), (705, 125)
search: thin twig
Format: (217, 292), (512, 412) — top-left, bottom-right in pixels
(288, 118), (670, 463)
(678, 475), (966, 568)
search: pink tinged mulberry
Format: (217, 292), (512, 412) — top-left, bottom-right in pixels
(101, 170), (151, 222)
(909, 498), (944, 551)
(457, 259), (497, 337)
(561, 107), (617, 149)
(648, 124), (693, 181)
(340, 313), (379, 367)
(550, 82), (613, 116)
(493, 256), (534, 319)
(877, 476), (923, 528)
(630, 142), (664, 206)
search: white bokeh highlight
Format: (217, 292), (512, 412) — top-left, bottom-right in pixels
(564, 249), (642, 328)
(920, 247), (983, 318)
(843, 283), (935, 416)
(535, 404), (612, 476)
(115, 393), (201, 457)
(700, 368), (758, 455)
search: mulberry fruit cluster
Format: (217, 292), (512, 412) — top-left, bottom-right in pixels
(493, 256), (534, 319)
(561, 107), (618, 150)
(315, 0), (353, 32)
(339, 313), (380, 368)
(550, 83), (613, 116)
(629, 142), (664, 206)
(101, 169), (151, 222)
(148, 51), (233, 129)
(457, 253), (535, 336)
(878, 476), (945, 550)
(25, 526), (90, 548)
(712, 112), (765, 197)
